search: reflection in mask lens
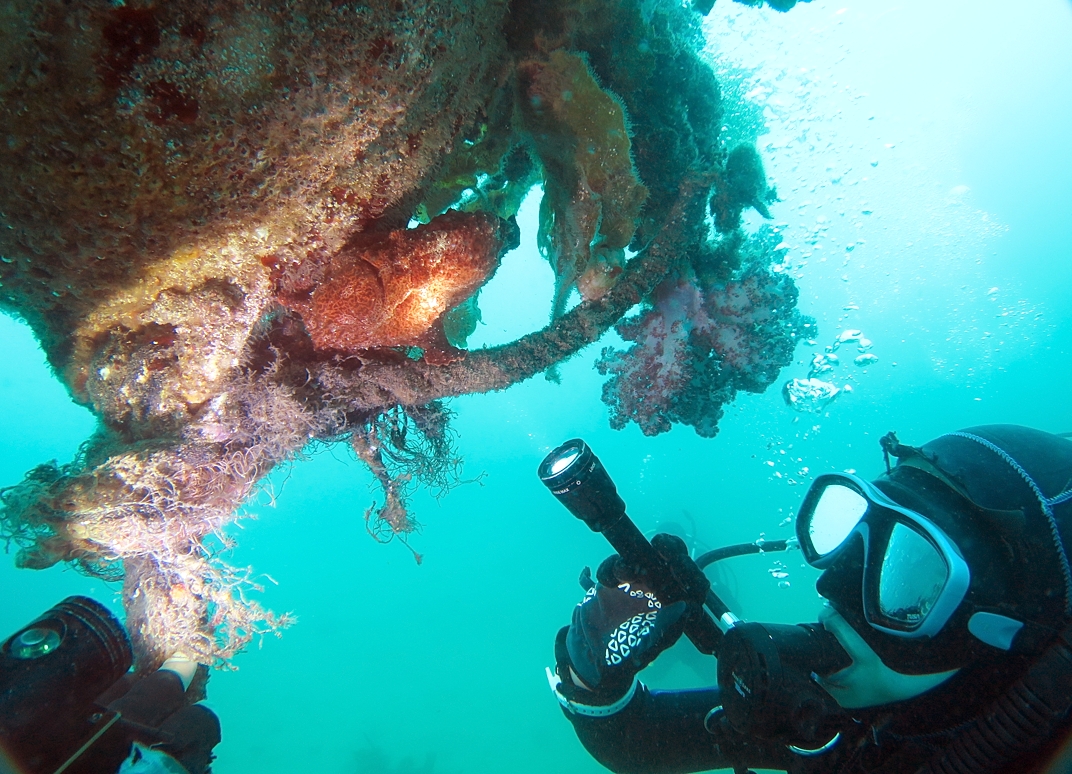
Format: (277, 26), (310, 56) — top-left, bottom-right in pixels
(809, 484), (869, 555)
(878, 523), (948, 626)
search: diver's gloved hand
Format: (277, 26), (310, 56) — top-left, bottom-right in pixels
(555, 542), (699, 706)
(101, 656), (221, 774)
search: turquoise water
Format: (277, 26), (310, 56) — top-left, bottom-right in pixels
(2, 1), (1072, 772)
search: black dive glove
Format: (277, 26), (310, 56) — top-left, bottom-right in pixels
(94, 660), (221, 774)
(112, 673), (220, 774)
(555, 534), (708, 706)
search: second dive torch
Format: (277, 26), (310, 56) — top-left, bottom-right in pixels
(538, 438), (733, 656)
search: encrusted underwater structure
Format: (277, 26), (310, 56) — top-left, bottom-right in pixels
(0, 0), (812, 668)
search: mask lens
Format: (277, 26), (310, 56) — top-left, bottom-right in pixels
(808, 483), (869, 555)
(878, 523), (948, 626)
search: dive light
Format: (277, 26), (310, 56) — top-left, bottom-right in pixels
(539, 439), (727, 655)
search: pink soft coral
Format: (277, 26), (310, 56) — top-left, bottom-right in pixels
(597, 230), (813, 437)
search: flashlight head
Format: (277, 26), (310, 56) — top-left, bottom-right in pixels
(1, 596), (132, 740)
(539, 439), (626, 533)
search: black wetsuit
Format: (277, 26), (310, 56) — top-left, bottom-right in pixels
(562, 683), (1072, 774)
(563, 685), (794, 773)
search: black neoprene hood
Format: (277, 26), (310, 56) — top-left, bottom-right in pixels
(816, 425), (1072, 676)
(917, 425), (1072, 633)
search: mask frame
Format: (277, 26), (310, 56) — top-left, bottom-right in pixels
(797, 472), (971, 639)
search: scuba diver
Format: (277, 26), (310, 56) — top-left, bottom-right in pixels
(539, 425), (1072, 773)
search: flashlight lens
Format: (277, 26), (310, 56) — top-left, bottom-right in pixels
(538, 440), (591, 490)
(539, 440), (627, 533)
(550, 449), (581, 475)
(9, 626), (62, 659)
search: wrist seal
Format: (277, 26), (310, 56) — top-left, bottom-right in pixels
(545, 667), (640, 717)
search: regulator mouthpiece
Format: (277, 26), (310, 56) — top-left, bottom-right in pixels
(539, 439), (626, 533)
(717, 621), (850, 747)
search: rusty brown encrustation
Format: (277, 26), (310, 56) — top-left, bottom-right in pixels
(0, 0), (801, 669)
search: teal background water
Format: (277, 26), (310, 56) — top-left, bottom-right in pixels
(2, 1), (1071, 771)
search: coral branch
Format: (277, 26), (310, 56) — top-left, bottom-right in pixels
(597, 228), (815, 437)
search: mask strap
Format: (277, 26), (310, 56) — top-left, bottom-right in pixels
(948, 431), (1072, 616)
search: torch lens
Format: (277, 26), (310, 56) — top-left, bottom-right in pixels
(539, 439), (628, 533)
(538, 439), (591, 493)
(549, 449), (581, 476)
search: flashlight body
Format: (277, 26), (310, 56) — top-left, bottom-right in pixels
(539, 440), (627, 534)
(600, 513), (724, 655)
(540, 440), (724, 655)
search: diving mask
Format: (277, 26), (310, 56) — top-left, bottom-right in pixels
(797, 472), (971, 639)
